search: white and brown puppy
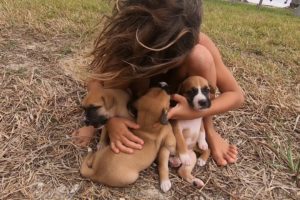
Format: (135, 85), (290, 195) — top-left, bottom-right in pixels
(80, 84), (176, 192)
(170, 76), (212, 188)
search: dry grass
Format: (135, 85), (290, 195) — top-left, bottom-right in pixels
(0, 0), (299, 199)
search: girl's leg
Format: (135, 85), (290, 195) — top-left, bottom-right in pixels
(184, 44), (237, 166)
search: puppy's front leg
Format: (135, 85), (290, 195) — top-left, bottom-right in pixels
(197, 149), (211, 167)
(197, 122), (208, 150)
(80, 147), (96, 178)
(158, 146), (171, 193)
(171, 121), (191, 166)
(97, 127), (108, 150)
(197, 122), (209, 166)
(158, 129), (176, 192)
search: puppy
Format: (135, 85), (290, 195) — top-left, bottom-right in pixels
(80, 84), (176, 192)
(170, 76), (212, 188)
(73, 80), (132, 147)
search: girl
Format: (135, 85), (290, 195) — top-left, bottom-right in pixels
(73, 0), (244, 166)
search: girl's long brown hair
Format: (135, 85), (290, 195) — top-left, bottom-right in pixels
(89, 0), (203, 87)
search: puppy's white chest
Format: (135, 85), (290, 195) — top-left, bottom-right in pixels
(178, 118), (202, 133)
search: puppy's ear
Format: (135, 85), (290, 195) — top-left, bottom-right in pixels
(102, 95), (115, 110)
(208, 84), (216, 95)
(87, 80), (103, 92)
(160, 108), (169, 125)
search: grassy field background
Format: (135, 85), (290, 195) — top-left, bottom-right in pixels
(0, 0), (299, 199)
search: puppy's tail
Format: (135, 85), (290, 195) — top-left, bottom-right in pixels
(80, 147), (95, 178)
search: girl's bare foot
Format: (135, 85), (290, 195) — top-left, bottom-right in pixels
(71, 126), (95, 147)
(207, 130), (238, 166)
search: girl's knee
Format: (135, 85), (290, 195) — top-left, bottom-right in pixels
(185, 44), (217, 87)
(186, 44), (215, 75)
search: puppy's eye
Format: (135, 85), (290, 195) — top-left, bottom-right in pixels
(191, 87), (198, 93)
(201, 87), (210, 94)
(82, 105), (101, 111)
(187, 87), (198, 95)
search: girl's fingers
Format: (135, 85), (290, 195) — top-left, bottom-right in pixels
(121, 136), (142, 150)
(116, 141), (134, 154)
(78, 140), (89, 147)
(123, 119), (140, 129)
(167, 109), (173, 119)
(171, 94), (186, 104)
(126, 131), (144, 145)
(167, 107), (179, 119)
(110, 142), (120, 154)
(167, 107), (175, 119)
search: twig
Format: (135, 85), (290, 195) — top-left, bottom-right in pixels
(294, 115), (300, 131)
(199, 174), (211, 193)
(211, 180), (239, 200)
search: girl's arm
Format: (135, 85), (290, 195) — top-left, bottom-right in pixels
(168, 33), (244, 120)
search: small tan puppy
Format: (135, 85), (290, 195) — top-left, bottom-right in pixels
(72, 80), (132, 147)
(170, 76), (212, 188)
(80, 84), (176, 192)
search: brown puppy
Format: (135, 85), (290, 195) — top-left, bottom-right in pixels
(170, 76), (212, 188)
(80, 85), (176, 192)
(72, 80), (132, 147)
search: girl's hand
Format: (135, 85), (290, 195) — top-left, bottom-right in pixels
(106, 117), (143, 154)
(167, 94), (201, 120)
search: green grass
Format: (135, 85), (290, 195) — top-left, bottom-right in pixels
(0, 0), (111, 37)
(202, 0), (300, 83)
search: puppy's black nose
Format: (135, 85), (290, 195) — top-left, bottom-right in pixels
(198, 100), (208, 107)
(84, 116), (108, 128)
(83, 106), (108, 128)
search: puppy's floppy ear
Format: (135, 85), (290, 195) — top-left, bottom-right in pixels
(87, 80), (103, 92)
(101, 94), (115, 110)
(208, 84), (216, 95)
(160, 108), (169, 125)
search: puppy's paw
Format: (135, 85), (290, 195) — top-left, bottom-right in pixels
(198, 140), (208, 150)
(179, 153), (192, 166)
(169, 156), (182, 168)
(160, 180), (171, 193)
(197, 158), (207, 167)
(192, 178), (204, 188)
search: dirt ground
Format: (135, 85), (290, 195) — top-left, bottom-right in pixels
(1, 1), (299, 199)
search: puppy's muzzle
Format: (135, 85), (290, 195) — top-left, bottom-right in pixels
(83, 106), (108, 128)
(198, 99), (211, 109)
